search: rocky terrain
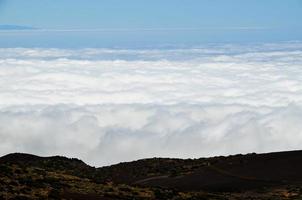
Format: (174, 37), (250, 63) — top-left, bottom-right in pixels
(1, 150), (302, 199)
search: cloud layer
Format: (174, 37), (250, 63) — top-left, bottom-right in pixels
(0, 42), (302, 166)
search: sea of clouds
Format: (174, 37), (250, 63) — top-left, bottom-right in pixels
(1, 42), (302, 166)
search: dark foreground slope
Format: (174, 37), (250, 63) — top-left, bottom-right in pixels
(1, 150), (302, 199)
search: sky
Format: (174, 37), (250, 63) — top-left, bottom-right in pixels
(0, 1), (302, 166)
(0, 0), (302, 47)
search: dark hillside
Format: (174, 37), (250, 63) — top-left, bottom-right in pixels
(1, 151), (302, 199)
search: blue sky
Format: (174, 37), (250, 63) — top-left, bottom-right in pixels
(0, 0), (302, 47)
(1, 0), (302, 165)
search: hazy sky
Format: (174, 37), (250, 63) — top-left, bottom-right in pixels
(0, 0), (301, 30)
(1, 1), (302, 166)
(0, 0), (302, 47)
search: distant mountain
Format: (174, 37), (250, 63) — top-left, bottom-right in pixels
(1, 150), (302, 199)
(0, 24), (37, 30)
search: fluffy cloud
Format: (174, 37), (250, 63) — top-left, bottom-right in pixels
(0, 42), (302, 166)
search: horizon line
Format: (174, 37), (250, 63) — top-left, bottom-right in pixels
(0, 26), (274, 33)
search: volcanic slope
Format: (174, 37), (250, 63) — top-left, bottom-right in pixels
(1, 150), (302, 199)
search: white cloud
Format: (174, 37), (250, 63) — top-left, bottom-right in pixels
(0, 42), (302, 166)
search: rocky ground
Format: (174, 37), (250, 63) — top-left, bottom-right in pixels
(1, 151), (302, 199)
